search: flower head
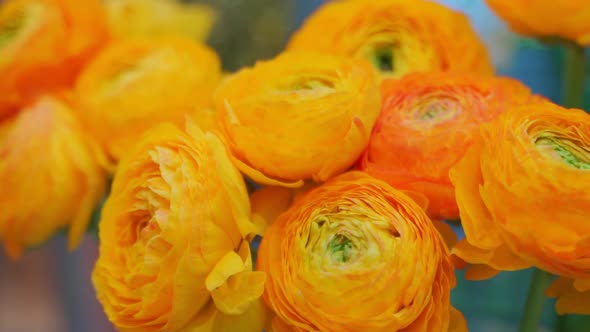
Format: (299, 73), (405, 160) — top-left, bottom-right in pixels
(0, 94), (108, 258)
(92, 121), (266, 331)
(288, 0), (493, 80)
(257, 172), (466, 332)
(214, 51), (380, 187)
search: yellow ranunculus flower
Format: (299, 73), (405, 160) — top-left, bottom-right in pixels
(450, 100), (590, 314)
(0, 0), (109, 118)
(104, 0), (215, 41)
(214, 51), (380, 187)
(75, 37), (221, 161)
(92, 120), (266, 332)
(288, 0), (493, 80)
(257, 172), (467, 332)
(485, 0), (590, 45)
(0, 94), (108, 258)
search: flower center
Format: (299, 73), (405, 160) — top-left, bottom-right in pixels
(327, 234), (355, 263)
(372, 45), (394, 72)
(0, 3), (32, 50)
(535, 136), (590, 170)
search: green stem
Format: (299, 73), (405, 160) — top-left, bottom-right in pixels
(562, 42), (587, 108)
(519, 269), (554, 332)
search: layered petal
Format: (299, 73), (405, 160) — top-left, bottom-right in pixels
(76, 37), (221, 161)
(288, 0), (493, 80)
(450, 100), (590, 313)
(0, 0), (109, 118)
(358, 72), (533, 219)
(0, 94), (108, 258)
(485, 0), (590, 45)
(257, 171), (465, 332)
(92, 121), (264, 332)
(214, 52), (380, 186)
(105, 0), (215, 41)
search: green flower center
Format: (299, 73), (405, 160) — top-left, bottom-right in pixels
(0, 8), (26, 49)
(372, 46), (394, 72)
(327, 234), (354, 263)
(535, 136), (590, 170)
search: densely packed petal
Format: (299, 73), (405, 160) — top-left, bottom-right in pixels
(76, 37), (221, 161)
(358, 72), (533, 219)
(288, 0), (493, 80)
(451, 100), (590, 313)
(0, 94), (108, 258)
(0, 0), (109, 118)
(485, 0), (590, 45)
(105, 0), (215, 41)
(257, 171), (466, 332)
(214, 52), (380, 187)
(92, 121), (265, 331)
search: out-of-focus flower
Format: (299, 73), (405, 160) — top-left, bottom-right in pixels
(0, 94), (108, 259)
(257, 171), (467, 332)
(214, 52), (380, 187)
(75, 37), (221, 161)
(450, 101), (590, 313)
(104, 0), (215, 41)
(485, 0), (590, 45)
(288, 0), (493, 80)
(92, 121), (266, 332)
(358, 72), (533, 219)
(0, 0), (109, 119)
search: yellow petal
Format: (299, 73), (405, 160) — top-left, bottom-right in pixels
(205, 251), (245, 292)
(211, 271), (266, 315)
(449, 307), (468, 332)
(251, 186), (294, 235)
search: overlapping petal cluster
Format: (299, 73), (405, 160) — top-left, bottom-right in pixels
(358, 72), (533, 219)
(288, 0), (493, 80)
(485, 0), (590, 45)
(92, 121), (266, 331)
(257, 172), (466, 332)
(214, 52), (380, 187)
(0, 0), (109, 118)
(451, 101), (590, 313)
(76, 37), (221, 160)
(0, 95), (108, 258)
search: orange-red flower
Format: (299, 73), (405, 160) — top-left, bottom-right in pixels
(485, 0), (590, 45)
(257, 172), (467, 332)
(75, 37), (221, 161)
(450, 100), (590, 314)
(214, 52), (380, 188)
(358, 72), (533, 219)
(0, 0), (109, 118)
(92, 121), (266, 331)
(288, 0), (493, 80)
(0, 94), (108, 259)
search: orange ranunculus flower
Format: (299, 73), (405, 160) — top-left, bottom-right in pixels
(257, 171), (467, 332)
(214, 52), (380, 188)
(75, 37), (221, 161)
(0, 0), (109, 119)
(357, 72), (533, 220)
(485, 0), (590, 45)
(92, 120), (266, 332)
(105, 0), (215, 41)
(287, 0), (493, 80)
(450, 100), (590, 313)
(0, 94), (108, 259)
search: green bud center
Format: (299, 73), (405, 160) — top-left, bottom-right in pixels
(372, 46), (394, 72)
(0, 8), (26, 49)
(535, 136), (590, 170)
(327, 234), (354, 263)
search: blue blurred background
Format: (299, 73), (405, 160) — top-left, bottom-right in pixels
(0, 0), (587, 331)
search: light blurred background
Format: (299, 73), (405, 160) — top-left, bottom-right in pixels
(1, 0), (588, 331)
